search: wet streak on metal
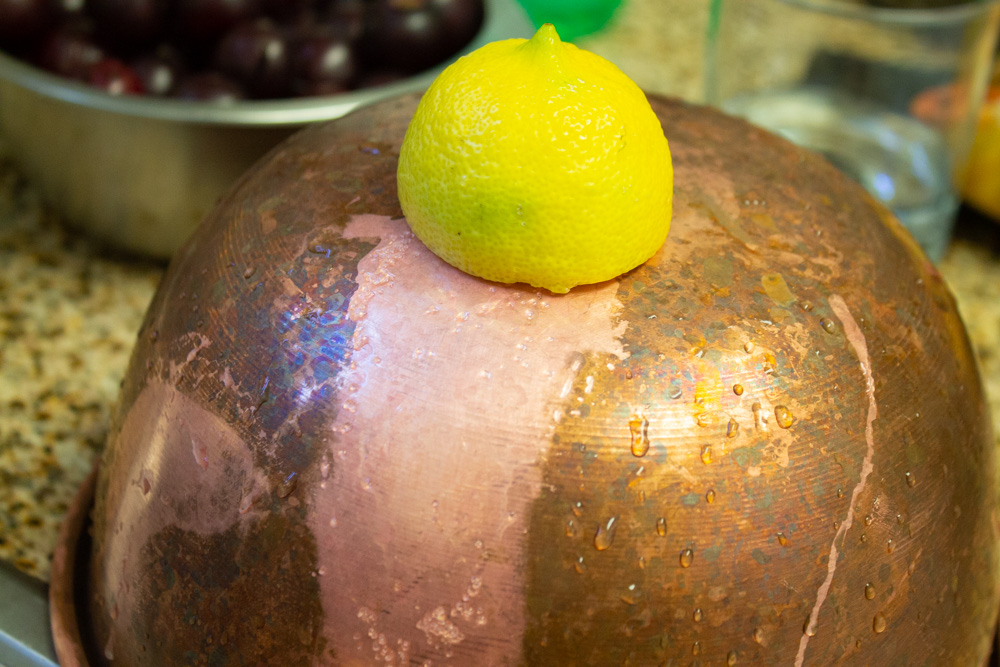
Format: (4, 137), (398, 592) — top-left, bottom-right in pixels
(522, 97), (998, 665)
(88, 97), (414, 665)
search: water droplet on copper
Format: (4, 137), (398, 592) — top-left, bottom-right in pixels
(873, 612), (887, 634)
(701, 445), (713, 465)
(242, 266), (256, 279)
(679, 548), (694, 568)
(594, 517), (618, 551)
(320, 453), (331, 480)
(574, 557), (586, 574)
(774, 405), (794, 429)
(752, 627), (764, 643)
(656, 517), (667, 537)
(277, 472), (298, 499)
(727, 650), (738, 665)
(239, 492), (255, 514)
(692, 641), (701, 656)
(837, 487), (844, 498)
(727, 418), (739, 438)
(777, 531), (787, 546)
(565, 520), (579, 538)
(896, 513), (904, 525)
(864, 514), (873, 527)
(803, 616), (816, 637)
(629, 413), (650, 457)
(865, 583), (875, 600)
(906, 471), (916, 487)
(744, 341), (755, 353)
(572, 501), (584, 517)
(192, 436), (208, 470)
(733, 383), (744, 396)
(886, 538), (895, 553)
(668, 384), (683, 400)
(860, 533), (867, 543)
(693, 608), (703, 622)
(620, 584), (641, 605)
(820, 318), (837, 334)
(706, 489), (716, 503)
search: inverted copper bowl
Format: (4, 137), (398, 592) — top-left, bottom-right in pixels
(56, 93), (999, 665)
(0, 0), (532, 260)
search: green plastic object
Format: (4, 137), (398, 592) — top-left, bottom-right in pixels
(516, 0), (623, 41)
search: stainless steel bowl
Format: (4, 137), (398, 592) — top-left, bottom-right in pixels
(0, 0), (533, 260)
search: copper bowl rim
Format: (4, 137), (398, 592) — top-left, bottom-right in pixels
(49, 465), (97, 667)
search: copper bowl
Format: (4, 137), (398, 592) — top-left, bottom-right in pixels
(60, 93), (999, 665)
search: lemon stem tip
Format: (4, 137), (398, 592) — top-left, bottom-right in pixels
(531, 23), (562, 48)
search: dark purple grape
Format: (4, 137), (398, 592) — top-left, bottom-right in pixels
(321, 0), (367, 44)
(0, 0), (53, 53)
(52, 0), (87, 21)
(89, 0), (171, 53)
(260, 0), (313, 22)
(365, 0), (449, 74)
(35, 22), (105, 80)
(290, 25), (358, 95)
(173, 0), (262, 52)
(213, 17), (291, 98)
(356, 69), (404, 89)
(430, 0), (482, 54)
(88, 57), (145, 94)
(173, 71), (245, 101)
(131, 46), (184, 95)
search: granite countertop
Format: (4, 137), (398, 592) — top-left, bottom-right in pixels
(1, 0), (1000, 587)
(0, 152), (163, 580)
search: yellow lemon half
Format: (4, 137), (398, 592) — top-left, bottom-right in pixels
(397, 23), (672, 294)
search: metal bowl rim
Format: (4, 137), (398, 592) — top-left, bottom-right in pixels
(0, 0), (520, 127)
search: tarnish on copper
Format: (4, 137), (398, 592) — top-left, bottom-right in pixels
(71, 94), (998, 666)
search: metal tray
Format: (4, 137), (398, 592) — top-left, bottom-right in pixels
(0, 564), (57, 667)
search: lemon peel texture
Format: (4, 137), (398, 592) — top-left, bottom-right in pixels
(397, 23), (672, 293)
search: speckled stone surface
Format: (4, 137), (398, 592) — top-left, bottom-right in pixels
(940, 215), (1000, 435)
(0, 0), (998, 587)
(0, 148), (162, 580)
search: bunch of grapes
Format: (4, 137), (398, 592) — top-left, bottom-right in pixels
(0, 0), (484, 99)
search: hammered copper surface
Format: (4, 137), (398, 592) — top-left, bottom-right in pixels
(84, 94), (999, 666)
